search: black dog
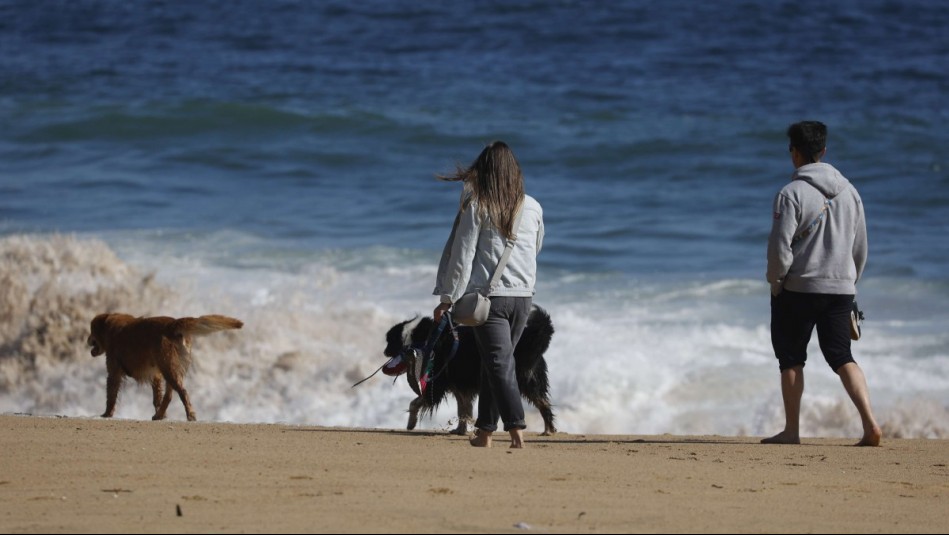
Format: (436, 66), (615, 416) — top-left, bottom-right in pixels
(383, 305), (556, 435)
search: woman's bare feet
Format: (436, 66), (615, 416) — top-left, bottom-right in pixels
(469, 430), (492, 448)
(761, 430), (801, 445)
(509, 429), (525, 449)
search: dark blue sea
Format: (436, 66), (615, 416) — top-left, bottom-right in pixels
(1, 0), (947, 437)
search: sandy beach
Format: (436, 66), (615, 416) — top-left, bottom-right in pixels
(0, 414), (946, 533)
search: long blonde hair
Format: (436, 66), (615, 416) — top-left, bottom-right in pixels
(438, 141), (525, 240)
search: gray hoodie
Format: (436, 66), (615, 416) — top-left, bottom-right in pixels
(767, 162), (868, 296)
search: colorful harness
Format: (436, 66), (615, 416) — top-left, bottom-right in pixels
(411, 313), (460, 400)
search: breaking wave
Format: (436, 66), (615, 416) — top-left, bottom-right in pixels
(1, 233), (946, 439)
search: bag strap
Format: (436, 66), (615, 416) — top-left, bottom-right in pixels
(485, 202), (525, 294)
(791, 186), (835, 247)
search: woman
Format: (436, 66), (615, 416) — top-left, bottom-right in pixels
(433, 141), (545, 449)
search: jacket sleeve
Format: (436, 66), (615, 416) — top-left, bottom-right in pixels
(439, 203), (481, 304)
(766, 192), (798, 295)
(535, 207), (545, 255)
(853, 194), (868, 284)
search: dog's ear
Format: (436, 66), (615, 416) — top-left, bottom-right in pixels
(88, 314), (112, 357)
(384, 321), (409, 357)
(413, 317), (435, 345)
(90, 313), (121, 342)
(90, 313), (112, 332)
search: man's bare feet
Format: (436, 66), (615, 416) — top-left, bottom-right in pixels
(761, 431), (801, 445)
(855, 426), (882, 447)
(470, 430), (492, 448)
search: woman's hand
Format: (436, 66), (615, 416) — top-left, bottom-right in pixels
(433, 303), (452, 324)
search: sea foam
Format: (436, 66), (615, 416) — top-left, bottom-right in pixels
(1, 233), (946, 439)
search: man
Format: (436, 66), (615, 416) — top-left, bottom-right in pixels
(764, 121), (882, 447)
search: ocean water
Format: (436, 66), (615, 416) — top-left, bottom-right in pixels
(1, 0), (947, 438)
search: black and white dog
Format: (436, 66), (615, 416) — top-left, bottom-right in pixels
(383, 305), (557, 436)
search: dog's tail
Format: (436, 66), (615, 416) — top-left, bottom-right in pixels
(169, 315), (244, 338)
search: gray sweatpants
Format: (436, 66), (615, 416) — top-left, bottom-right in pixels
(472, 296), (532, 432)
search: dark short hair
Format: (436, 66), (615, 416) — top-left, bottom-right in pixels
(787, 121), (827, 163)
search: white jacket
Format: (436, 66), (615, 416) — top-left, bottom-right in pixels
(434, 195), (544, 304)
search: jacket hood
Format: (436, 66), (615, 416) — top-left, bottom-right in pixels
(792, 162), (851, 199)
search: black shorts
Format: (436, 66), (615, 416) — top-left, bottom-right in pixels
(771, 290), (856, 372)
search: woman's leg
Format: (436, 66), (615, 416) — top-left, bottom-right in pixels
(472, 297), (531, 447)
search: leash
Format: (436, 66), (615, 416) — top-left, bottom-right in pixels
(351, 357), (405, 389)
(350, 360), (394, 389)
(419, 313), (461, 399)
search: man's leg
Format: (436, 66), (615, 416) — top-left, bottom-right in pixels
(817, 295), (882, 447)
(836, 362), (882, 447)
(766, 291), (812, 445)
(762, 365), (804, 444)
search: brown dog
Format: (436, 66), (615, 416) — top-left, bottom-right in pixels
(88, 313), (243, 421)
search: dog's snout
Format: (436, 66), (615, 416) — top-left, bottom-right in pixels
(88, 335), (103, 357)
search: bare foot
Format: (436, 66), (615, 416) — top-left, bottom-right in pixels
(761, 431), (801, 445)
(470, 430), (492, 448)
(855, 426), (882, 447)
(509, 429), (525, 449)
